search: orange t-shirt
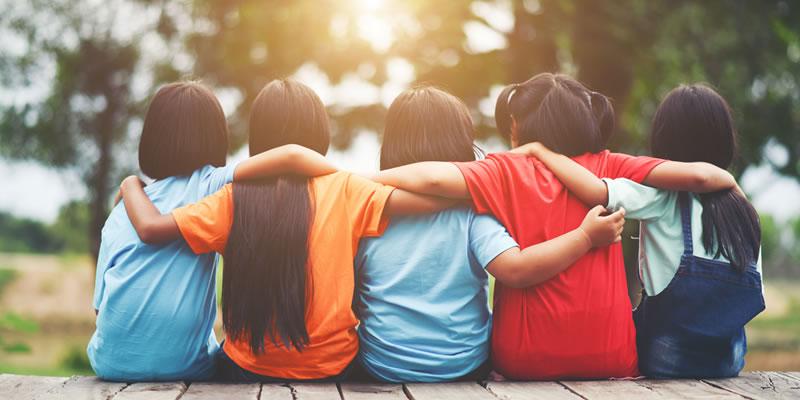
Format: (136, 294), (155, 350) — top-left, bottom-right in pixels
(172, 171), (395, 379)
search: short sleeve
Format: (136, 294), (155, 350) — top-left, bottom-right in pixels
(345, 174), (396, 237)
(172, 184), (234, 254)
(202, 161), (241, 196)
(605, 152), (665, 183)
(604, 178), (676, 221)
(468, 214), (519, 269)
(453, 158), (508, 216)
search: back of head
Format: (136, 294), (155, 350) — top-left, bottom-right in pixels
(138, 81), (228, 179)
(650, 84), (760, 271)
(224, 79), (331, 353)
(650, 84), (735, 168)
(494, 72), (614, 156)
(380, 86), (478, 170)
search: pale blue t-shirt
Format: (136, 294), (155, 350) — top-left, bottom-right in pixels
(88, 163), (238, 382)
(604, 178), (763, 297)
(354, 207), (518, 383)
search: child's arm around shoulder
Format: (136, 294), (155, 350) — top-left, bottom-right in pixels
(373, 161), (471, 199)
(120, 176), (181, 244)
(643, 161), (739, 194)
(511, 142), (609, 206)
(233, 144), (338, 181)
(487, 205), (626, 288)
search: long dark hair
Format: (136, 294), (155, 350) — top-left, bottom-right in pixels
(650, 84), (760, 271)
(494, 72), (614, 155)
(381, 86), (479, 170)
(223, 79), (330, 352)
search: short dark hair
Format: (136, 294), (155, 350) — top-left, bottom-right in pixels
(380, 86), (479, 170)
(494, 72), (614, 156)
(248, 79), (330, 156)
(138, 81), (228, 179)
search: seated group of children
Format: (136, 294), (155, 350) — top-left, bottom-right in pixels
(89, 73), (765, 383)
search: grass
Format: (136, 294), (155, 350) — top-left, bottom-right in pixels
(0, 268), (18, 296)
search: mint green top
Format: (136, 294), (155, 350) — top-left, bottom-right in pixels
(603, 178), (763, 297)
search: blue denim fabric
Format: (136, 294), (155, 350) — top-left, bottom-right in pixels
(633, 192), (765, 379)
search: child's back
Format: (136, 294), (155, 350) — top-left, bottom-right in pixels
(355, 207), (516, 382)
(455, 150), (662, 379)
(88, 81), (233, 381)
(89, 164), (236, 381)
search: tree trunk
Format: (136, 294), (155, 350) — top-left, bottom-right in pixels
(507, 0), (559, 82)
(87, 97), (117, 265)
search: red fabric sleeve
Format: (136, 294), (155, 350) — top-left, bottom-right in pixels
(605, 152), (666, 183)
(453, 158), (509, 218)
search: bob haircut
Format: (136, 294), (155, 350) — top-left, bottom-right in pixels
(494, 72), (614, 156)
(138, 81), (228, 180)
(380, 86), (479, 170)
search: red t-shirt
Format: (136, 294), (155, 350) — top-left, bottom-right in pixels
(455, 151), (664, 380)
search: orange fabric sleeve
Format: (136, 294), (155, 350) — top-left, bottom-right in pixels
(344, 174), (395, 238)
(172, 184), (234, 254)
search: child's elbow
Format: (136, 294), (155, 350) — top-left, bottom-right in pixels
(137, 223), (162, 245)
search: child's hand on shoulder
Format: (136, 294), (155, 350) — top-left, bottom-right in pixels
(114, 175), (145, 205)
(508, 141), (546, 158)
(578, 205), (626, 248)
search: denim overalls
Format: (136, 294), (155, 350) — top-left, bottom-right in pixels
(633, 192), (765, 378)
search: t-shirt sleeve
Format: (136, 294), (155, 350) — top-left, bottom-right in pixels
(172, 184), (234, 254)
(606, 152), (665, 183)
(345, 174), (396, 237)
(203, 161), (241, 195)
(604, 178), (677, 221)
(468, 213), (519, 269)
(453, 158), (507, 216)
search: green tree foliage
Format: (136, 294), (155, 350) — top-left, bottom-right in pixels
(0, 201), (90, 254)
(1, 0), (799, 261)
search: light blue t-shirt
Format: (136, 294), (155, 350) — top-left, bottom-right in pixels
(354, 207), (518, 383)
(88, 163), (238, 382)
(604, 178), (763, 297)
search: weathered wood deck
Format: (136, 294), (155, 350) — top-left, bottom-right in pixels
(2, 372), (799, 399)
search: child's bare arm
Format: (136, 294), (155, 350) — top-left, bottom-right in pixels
(383, 189), (459, 216)
(234, 144), (337, 181)
(512, 142), (608, 206)
(487, 206), (625, 288)
(643, 162), (737, 193)
(373, 162), (471, 199)
(120, 176), (181, 244)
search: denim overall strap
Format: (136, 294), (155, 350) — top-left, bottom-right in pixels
(678, 192), (693, 256)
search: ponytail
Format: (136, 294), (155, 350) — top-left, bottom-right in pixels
(494, 84), (519, 138)
(590, 91), (615, 146)
(699, 190), (761, 272)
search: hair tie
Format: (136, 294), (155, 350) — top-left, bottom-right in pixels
(507, 83), (521, 105)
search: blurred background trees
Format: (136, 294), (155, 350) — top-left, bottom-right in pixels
(1, 0), (799, 267)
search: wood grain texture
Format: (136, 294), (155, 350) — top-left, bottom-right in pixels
(486, 381), (582, 400)
(404, 382), (496, 400)
(181, 382), (264, 400)
(113, 382), (186, 400)
(634, 379), (747, 399)
(704, 372), (800, 400)
(290, 383), (341, 400)
(36, 376), (127, 400)
(561, 379), (659, 400)
(340, 383), (406, 400)
(0, 374), (68, 400)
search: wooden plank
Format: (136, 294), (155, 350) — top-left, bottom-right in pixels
(486, 381), (582, 400)
(704, 372), (800, 400)
(339, 383), (406, 400)
(290, 383), (341, 400)
(36, 376), (128, 400)
(561, 379), (658, 399)
(404, 382), (495, 400)
(634, 379), (748, 399)
(0, 374), (68, 400)
(260, 384), (295, 399)
(780, 372), (800, 382)
(181, 382), (266, 400)
(112, 382), (186, 400)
